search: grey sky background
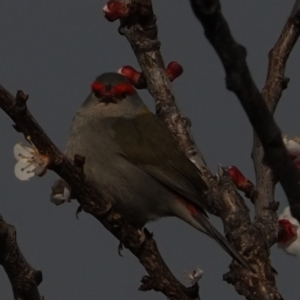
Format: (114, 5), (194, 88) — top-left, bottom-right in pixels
(0, 1), (299, 299)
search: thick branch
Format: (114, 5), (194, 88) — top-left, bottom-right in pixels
(190, 0), (300, 230)
(0, 213), (43, 300)
(0, 87), (200, 300)
(253, 7), (300, 245)
(189, 0), (291, 298)
(204, 167), (280, 300)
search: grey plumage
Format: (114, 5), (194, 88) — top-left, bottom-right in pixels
(65, 72), (250, 270)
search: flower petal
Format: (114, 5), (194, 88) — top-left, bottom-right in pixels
(278, 206), (300, 256)
(63, 187), (71, 201)
(13, 143), (33, 161)
(50, 194), (66, 206)
(279, 206), (300, 227)
(284, 139), (300, 157)
(50, 180), (71, 205)
(14, 160), (35, 180)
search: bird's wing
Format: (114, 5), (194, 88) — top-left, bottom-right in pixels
(111, 113), (208, 206)
(112, 114), (254, 271)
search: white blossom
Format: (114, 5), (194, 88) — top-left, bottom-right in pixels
(278, 206), (300, 256)
(50, 179), (71, 205)
(283, 136), (300, 160)
(184, 267), (203, 285)
(14, 143), (48, 181)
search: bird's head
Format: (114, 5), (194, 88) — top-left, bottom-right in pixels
(81, 72), (148, 117)
(91, 73), (136, 104)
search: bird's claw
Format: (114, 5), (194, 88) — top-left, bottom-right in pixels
(97, 203), (113, 219)
(135, 228), (149, 247)
(118, 228), (147, 254)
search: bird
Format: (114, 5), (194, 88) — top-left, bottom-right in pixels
(65, 72), (250, 269)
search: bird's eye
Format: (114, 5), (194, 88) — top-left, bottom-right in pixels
(112, 83), (135, 98)
(91, 81), (106, 98)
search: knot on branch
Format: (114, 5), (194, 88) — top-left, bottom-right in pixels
(14, 269), (43, 297)
(16, 90), (28, 105)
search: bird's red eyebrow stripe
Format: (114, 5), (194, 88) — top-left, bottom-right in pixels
(112, 83), (135, 95)
(90, 82), (135, 96)
(91, 82), (105, 94)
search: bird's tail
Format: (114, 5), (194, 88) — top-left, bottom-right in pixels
(192, 213), (252, 271)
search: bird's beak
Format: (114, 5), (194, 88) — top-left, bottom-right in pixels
(99, 95), (118, 104)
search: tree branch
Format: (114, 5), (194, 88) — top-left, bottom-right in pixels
(183, 0), (300, 298)
(0, 213), (43, 300)
(208, 167), (281, 300)
(0, 87), (200, 300)
(253, 5), (300, 246)
(190, 0), (300, 229)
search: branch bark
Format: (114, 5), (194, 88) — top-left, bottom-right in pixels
(0, 213), (43, 300)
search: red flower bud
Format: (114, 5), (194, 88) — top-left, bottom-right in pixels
(166, 62), (183, 81)
(278, 219), (297, 244)
(118, 66), (141, 85)
(228, 166), (254, 197)
(103, 1), (129, 22)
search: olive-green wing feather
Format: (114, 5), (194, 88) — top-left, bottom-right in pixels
(112, 114), (253, 271)
(111, 113), (208, 206)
